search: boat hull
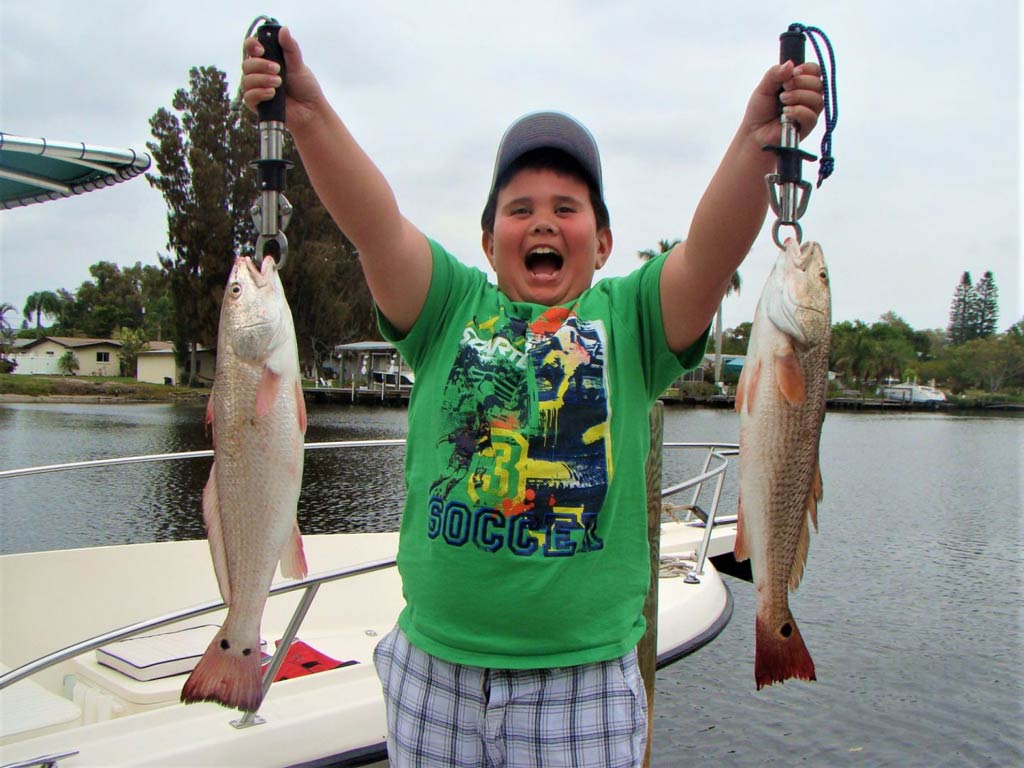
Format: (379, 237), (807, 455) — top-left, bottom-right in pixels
(1, 523), (734, 766)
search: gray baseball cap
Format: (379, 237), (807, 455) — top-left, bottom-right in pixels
(486, 111), (604, 201)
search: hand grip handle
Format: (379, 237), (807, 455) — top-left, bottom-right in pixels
(779, 27), (806, 66)
(257, 21), (286, 123)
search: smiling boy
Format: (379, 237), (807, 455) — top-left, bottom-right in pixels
(243, 26), (822, 768)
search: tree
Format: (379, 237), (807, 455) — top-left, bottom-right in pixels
(636, 238), (741, 384)
(148, 66), (257, 384)
(868, 321), (916, 382)
(947, 335), (1024, 393)
(273, 137), (377, 374)
(147, 65), (376, 381)
(947, 270), (1000, 346)
(51, 289), (78, 335)
(57, 350), (79, 375)
(637, 239), (680, 262)
(21, 290), (60, 333)
(947, 271), (975, 345)
(134, 262), (174, 341)
(974, 271), (999, 338)
(0, 303), (17, 372)
(880, 310), (937, 362)
(831, 321), (878, 386)
(0, 302), (15, 337)
(722, 322), (752, 355)
(74, 262), (145, 337)
(713, 271), (742, 383)
(113, 326), (148, 378)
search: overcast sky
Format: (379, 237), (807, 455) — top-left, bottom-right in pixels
(1, 0), (1019, 335)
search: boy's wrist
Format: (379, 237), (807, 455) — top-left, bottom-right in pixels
(285, 97), (332, 141)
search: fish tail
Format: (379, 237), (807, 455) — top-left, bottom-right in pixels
(180, 628), (263, 712)
(754, 613), (816, 690)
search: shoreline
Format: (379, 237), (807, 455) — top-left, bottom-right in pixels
(2, 391), (1020, 413)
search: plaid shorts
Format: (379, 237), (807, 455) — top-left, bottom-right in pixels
(372, 626), (648, 768)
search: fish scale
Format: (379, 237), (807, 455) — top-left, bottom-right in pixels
(734, 239), (830, 690)
(181, 254), (308, 712)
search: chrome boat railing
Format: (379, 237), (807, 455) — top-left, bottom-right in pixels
(0, 439), (738, 726)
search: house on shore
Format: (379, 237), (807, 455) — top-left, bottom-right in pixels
(136, 342), (216, 386)
(10, 336), (123, 376)
(333, 340), (414, 390)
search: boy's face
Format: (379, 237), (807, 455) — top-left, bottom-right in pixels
(482, 167), (612, 306)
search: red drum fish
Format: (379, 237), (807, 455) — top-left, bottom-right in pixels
(181, 255), (308, 712)
(734, 239), (830, 690)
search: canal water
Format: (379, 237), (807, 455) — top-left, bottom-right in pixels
(0, 401), (1021, 766)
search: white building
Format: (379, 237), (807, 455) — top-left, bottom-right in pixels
(11, 336), (122, 376)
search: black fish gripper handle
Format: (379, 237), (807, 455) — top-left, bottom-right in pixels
(257, 21), (286, 124)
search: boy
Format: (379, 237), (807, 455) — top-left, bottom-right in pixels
(243, 27), (822, 768)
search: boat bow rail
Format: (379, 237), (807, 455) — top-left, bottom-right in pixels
(0, 439), (738, 735)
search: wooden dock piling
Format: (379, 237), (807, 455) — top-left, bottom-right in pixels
(639, 401), (663, 767)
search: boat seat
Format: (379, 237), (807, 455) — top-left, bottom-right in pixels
(0, 664), (82, 743)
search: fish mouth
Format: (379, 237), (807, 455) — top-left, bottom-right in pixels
(525, 246), (563, 277)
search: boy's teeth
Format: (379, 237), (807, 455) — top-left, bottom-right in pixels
(526, 248), (563, 274)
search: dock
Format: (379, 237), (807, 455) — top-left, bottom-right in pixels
(304, 386), (1008, 413)
(303, 384), (410, 406)
(658, 393), (954, 413)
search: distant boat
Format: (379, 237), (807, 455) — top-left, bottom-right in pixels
(878, 379), (947, 404)
(370, 369), (415, 388)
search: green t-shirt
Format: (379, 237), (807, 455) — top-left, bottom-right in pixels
(381, 239), (707, 668)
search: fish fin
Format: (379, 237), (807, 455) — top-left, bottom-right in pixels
(809, 459), (822, 532)
(205, 390), (215, 447)
(733, 495), (749, 562)
(788, 459), (824, 591)
(789, 512), (811, 591)
(202, 465), (231, 604)
(775, 349), (805, 405)
(255, 366), (281, 418)
(280, 524), (308, 580)
(294, 378), (307, 434)
(181, 627), (263, 712)
(754, 613), (816, 690)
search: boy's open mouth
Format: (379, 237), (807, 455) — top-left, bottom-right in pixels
(525, 247), (563, 277)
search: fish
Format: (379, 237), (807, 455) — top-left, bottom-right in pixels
(733, 238), (831, 690)
(181, 255), (308, 712)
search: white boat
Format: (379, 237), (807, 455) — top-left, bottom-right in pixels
(0, 440), (741, 768)
(878, 378), (948, 404)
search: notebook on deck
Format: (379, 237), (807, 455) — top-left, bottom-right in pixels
(96, 624), (266, 682)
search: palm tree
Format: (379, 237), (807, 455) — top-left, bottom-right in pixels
(713, 272), (742, 385)
(0, 302), (15, 335)
(637, 239), (681, 262)
(637, 240), (740, 386)
(0, 302), (17, 369)
(22, 291), (60, 333)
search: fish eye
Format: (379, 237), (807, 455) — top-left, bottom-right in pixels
(819, 269), (828, 284)
(229, 282), (242, 297)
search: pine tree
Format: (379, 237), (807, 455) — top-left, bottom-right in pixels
(973, 271), (999, 338)
(947, 271), (975, 345)
(146, 65), (376, 382)
(147, 66), (255, 384)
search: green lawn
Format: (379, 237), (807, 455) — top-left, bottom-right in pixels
(0, 374), (203, 400)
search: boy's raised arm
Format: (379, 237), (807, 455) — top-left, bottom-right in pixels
(242, 27), (432, 336)
(659, 61), (823, 354)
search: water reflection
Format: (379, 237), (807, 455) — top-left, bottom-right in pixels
(0, 402), (412, 553)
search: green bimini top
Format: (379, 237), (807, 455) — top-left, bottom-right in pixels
(0, 132), (151, 210)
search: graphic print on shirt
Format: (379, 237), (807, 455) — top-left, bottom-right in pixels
(428, 306), (611, 558)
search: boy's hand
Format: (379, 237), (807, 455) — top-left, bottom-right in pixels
(743, 61), (824, 150)
(242, 27), (324, 130)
